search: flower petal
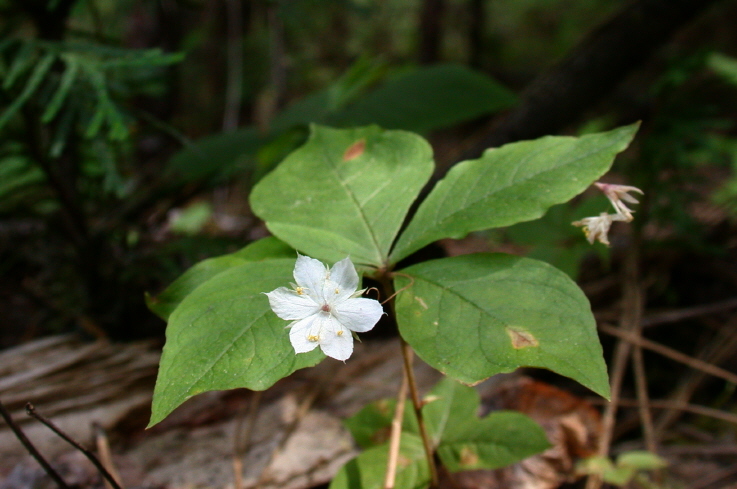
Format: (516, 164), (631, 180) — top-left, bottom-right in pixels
(573, 212), (614, 245)
(288, 313), (323, 354)
(334, 297), (384, 333)
(330, 257), (359, 294)
(265, 287), (319, 320)
(319, 315), (354, 361)
(293, 254), (328, 301)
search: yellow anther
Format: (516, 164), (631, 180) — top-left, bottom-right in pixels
(335, 288), (340, 294)
(295, 287), (305, 295)
(307, 335), (319, 342)
(336, 330), (344, 336)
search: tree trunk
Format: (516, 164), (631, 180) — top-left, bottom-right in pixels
(461, 0), (725, 160)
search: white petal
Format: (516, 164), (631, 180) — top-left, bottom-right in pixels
(619, 192), (641, 204)
(293, 254), (328, 301)
(330, 257), (358, 293)
(288, 313), (323, 354)
(319, 315), (354, 361)
(265, 287), (319, 320)
(334, 297), (384, 333)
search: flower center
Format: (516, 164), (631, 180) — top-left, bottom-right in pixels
(321, 303), (331, 313)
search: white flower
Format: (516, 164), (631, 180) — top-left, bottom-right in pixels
(266, 254), (384, 361)
(572, 212), (627, 245)
(573, 182), (644, 245)
(594, 182), (643, 222)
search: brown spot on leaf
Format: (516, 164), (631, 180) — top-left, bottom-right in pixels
(506, 326), (539, 349)
(459, 446), (479, 467)
(376, 399), (392, 416)
(397, 454), (413, 468)
(342, 139), (366, 161)
(370, 427), (391, 445)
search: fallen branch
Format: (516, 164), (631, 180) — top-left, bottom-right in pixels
(26, 403), (124, 489)
(598, 324), (737, 385)
(0, 399), (70, 489)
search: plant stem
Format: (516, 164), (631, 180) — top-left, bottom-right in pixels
(380, 275), (439, 488)
(384, 365), (408, 489)
(400, 339), (439, 488)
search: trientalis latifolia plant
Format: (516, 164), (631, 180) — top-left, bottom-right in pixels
(147, 123), (641, 489)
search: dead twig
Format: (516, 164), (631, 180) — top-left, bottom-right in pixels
(94, 423), (124, 489)
(653, 315), (737, 441)
(642, 297), (737, 328)
(590, 245), (649, 489)
(625, 248), (657, 454)
(590, 397), (737, 425)
(26, 403), (124, 489)
(598, 324), (737, 385)
(0, 399), (71, 489)
(690, 463), (737, 489)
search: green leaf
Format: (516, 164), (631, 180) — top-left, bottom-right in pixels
(83, 64), (128, 140)
(343, 378), (548, 478)
(602, 466), (636, 486)
(616, 451), (667, 470)
(250, 125), (434, 267)
(437, 411), (549, 472)
(166, 127), (264, 183)
(421, 378), (549, 472)
(270, 64), (513, 135)
(3, 42), (37, 89)
(253, 126), (309, 181)
(329, 434), (429, 489)
(708, 52), (737, 86)
(169, 201), (213, 235)
(394, 254), (610, 399)
(390, 124), (639, 262)
(0, 155), (45, 199)
(0, 53), (56, 131)
(149, 258), (323, 427)
(270, 55), (386, 132)
(330, 64), (517, 133)
(230, 236), (296, 261)
(344, 398), (419, 449)
(146, 236), (294, 321)
(42, 55), (79, 122)
(421, 377), (478, 446)
(505, 197), (611, 278)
